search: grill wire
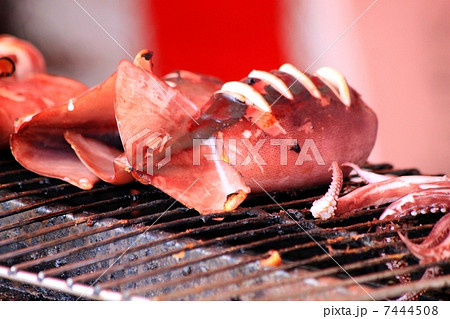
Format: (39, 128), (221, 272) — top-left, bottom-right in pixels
(0, 150), (449, 300)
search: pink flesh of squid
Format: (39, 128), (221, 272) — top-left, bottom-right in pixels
(398, 213), (450, 262)
(394, 214), (449, 300)
(310, 163), (450, 219)
(162, 70), (223, 109)
(132, 146), (251, 214)
(115, 53), (378, 213)
(310, 162), (343, 219)
(10, 73), (123, 189)
(380, 188), (450, 220)
(0, 35), (45, 80)
(115, 57), (250, 214)
(115, 59), (203, 164)
(342, 162), (394, 183)
(335, 176), (450, 217)
(64, 131), (134, 185)
(1, 35), (87, 148)
(1, 73), (88, 148)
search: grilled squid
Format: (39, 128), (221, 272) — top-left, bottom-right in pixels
(310, 162), (449, 220)
(0, 35), (87, 148)
(311, 163), (449, 299)
(11, 51), (224, 190)
(114, 51), (377, 213)
(394, 210), (449, 300)
(12, 49), (378, 214)
(10, 73), (133, 189)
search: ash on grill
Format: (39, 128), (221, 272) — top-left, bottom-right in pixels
(0, 150), (449, 300)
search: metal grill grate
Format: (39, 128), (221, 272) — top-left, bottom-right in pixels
(0, 150), (449, 300)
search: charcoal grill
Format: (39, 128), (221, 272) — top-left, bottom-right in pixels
(0, 149), (449, 300)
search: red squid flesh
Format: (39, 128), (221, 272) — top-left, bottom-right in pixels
(12, 50), (378, 214)
(0, 35), (88, 148)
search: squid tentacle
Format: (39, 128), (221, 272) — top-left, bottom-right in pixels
(395, 214), (449, 300)
(310, 162), (450, 219)
(310, 162), (343, 219)
(397, 213), (450, 261)
(397, 267), (443, 301)
(342, 162), (393, 184)
(380, 188), (450, 220)
(310, 162), (450, 300)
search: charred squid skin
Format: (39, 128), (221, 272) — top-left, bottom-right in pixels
(133, 49), (153, 72)
(310, 162), (343, 219)
(247, 70), (294, 100)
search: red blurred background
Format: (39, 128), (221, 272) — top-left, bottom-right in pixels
(148, 0), (284, 80)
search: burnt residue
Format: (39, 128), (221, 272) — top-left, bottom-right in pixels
(141, 51), (153, 61)
(289, 142), (301, 153)
(244, 77), (256, 85)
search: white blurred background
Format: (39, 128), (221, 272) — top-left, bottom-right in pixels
(1, 0), (448, 174)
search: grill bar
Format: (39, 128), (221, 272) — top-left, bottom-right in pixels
(40, 212), (272, 278)
(0, 168), (28, 177)
(23, 215), (268, 276)
(0, 186), (113, 220)
(261, 260), (450, 301)
(0, 177), (48, 190)
(66, 221), (280, 284)
(10, 227), (150, 271)
(0, 149), (448, 300)
(0, 188), (160, 240)
(129, 259), (259, 297)
(2, 220), (130, 262)
(0, 265), (146, 301)
(0, 183), (71, 204)
(158, 244), (411, 301)
(353, 274), (450, 301)
(72, 226), (426, 294)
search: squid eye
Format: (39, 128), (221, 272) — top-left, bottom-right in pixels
(0, 57), (16, 78)
(141, 51), (153, 61)
(133, 50), (154, 72)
